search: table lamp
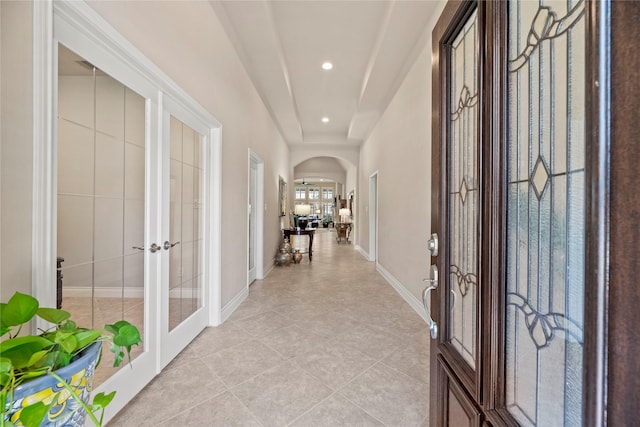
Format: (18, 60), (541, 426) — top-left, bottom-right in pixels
(339, 208), (351, 223)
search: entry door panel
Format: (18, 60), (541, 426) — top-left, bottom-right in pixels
(431, 0), (591, 425)
(432, 4), (483, 418)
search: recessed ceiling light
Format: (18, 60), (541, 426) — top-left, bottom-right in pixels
(322, 62), (333, 70)
(322, 117), (330, 123)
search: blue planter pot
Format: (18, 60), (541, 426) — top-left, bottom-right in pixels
(4, 342), (101, 427)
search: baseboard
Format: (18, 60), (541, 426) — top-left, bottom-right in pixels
(221, 286), (249, 322)
(376, 263), (429, 325)
(261, 263), (274, 279)
(355, 245), (369, 260)
(63, 286), (144, 299)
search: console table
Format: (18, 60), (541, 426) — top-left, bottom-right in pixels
(283, 228), (316, 261)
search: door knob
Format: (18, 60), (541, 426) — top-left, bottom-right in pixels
(163, 241), (180, 250)
(422, 264), (439, 339)
(427, 233), (439, 257)
(132, 244), (161, 253)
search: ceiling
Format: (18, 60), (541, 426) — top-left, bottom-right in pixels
(211, 0), (442, 147)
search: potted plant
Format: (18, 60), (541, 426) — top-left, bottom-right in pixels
(1, 292), (141, 427)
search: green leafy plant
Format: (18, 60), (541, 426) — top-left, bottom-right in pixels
(0, 292), (141, 427)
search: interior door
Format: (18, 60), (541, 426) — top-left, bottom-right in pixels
(429, 0), (599, 425)
(248, 158), (258, 284)
(56, 43), (158, 420)
(161, 108), (209, 367)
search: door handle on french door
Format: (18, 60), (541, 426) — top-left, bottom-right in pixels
(422, 264), (439, 339)
(132, 244), (161, 253)
(163, 241), (180, 250)
(427, 233), (439, 257)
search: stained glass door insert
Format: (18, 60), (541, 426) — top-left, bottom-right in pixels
(505, 0), (586, 425)
(448, 8), (479, 369)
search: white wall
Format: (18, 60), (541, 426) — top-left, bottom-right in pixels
(357, 18), (442, 302)
(0, 1), (33, 301)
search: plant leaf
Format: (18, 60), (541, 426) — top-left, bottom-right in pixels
(60, 320), (77, 331)
(25, 350), (49, 368)
(74, 330), (103, 349)
(111, 324), (141, 347)
(57, 333), (79, 354)
(1, 292), (39, 327)
(19, 401), (50, 427)
(91, 391), (116, 411)
(36, 307), (71, 325)
(110, 342), (124, 367)
(0, 302), (8, 329)
(0, 357), (12, 388)
(0, 336), (53, 368)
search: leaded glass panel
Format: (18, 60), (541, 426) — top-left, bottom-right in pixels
(447, 9), (478, 369)
(505, 0), (585, 425)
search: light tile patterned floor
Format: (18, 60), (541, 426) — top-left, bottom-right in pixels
(110, 229), (430, 426)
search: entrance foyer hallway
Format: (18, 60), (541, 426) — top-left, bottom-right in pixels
(112, 229), (430, 426)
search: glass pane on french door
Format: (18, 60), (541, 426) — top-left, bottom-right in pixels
(505, 0), (586, 425)
(169, 116), (204, 331)
(447, 8), (479, 369)
(57, 45), (145, 387)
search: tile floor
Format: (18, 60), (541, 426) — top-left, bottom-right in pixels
(110, 228), (431, 426)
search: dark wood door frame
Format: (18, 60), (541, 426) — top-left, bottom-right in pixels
(607, 1), (640, 425)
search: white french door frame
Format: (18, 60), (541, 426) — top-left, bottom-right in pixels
(32, 1), (222, 422)
(248, 150), (264, 284)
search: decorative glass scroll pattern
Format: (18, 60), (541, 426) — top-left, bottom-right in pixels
(505, 0), (585, 426)
(447, 9), (478, 369)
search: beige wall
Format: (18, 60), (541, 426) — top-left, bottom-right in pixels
(357, 38), (437, 301)
(0, 1), (33, 301)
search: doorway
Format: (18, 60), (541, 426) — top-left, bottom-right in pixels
(368, 172), (378, 262)
(248, 150), (264, 285)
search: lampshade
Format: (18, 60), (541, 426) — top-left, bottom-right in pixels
(339, 208), (351, 217)
(295, 204), (311, 216)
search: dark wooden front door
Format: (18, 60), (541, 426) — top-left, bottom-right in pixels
(427, 0), (633, 425)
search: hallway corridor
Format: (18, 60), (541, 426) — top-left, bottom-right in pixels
(112, 229), (430, 426)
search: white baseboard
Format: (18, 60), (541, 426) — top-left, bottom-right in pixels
(355, 245), (369, 260)
(221, 286), (249, 322)
(376, 263), (429, 325)
(261, 263), (274, 279)
(63, 286), (144, 299)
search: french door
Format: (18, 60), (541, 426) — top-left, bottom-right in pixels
(429, 0), (611, 425)
(160, 104), (211, 367)
(51, 3), (216, 420)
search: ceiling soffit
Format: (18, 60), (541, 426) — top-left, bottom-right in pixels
(210, 0), (441, 147)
